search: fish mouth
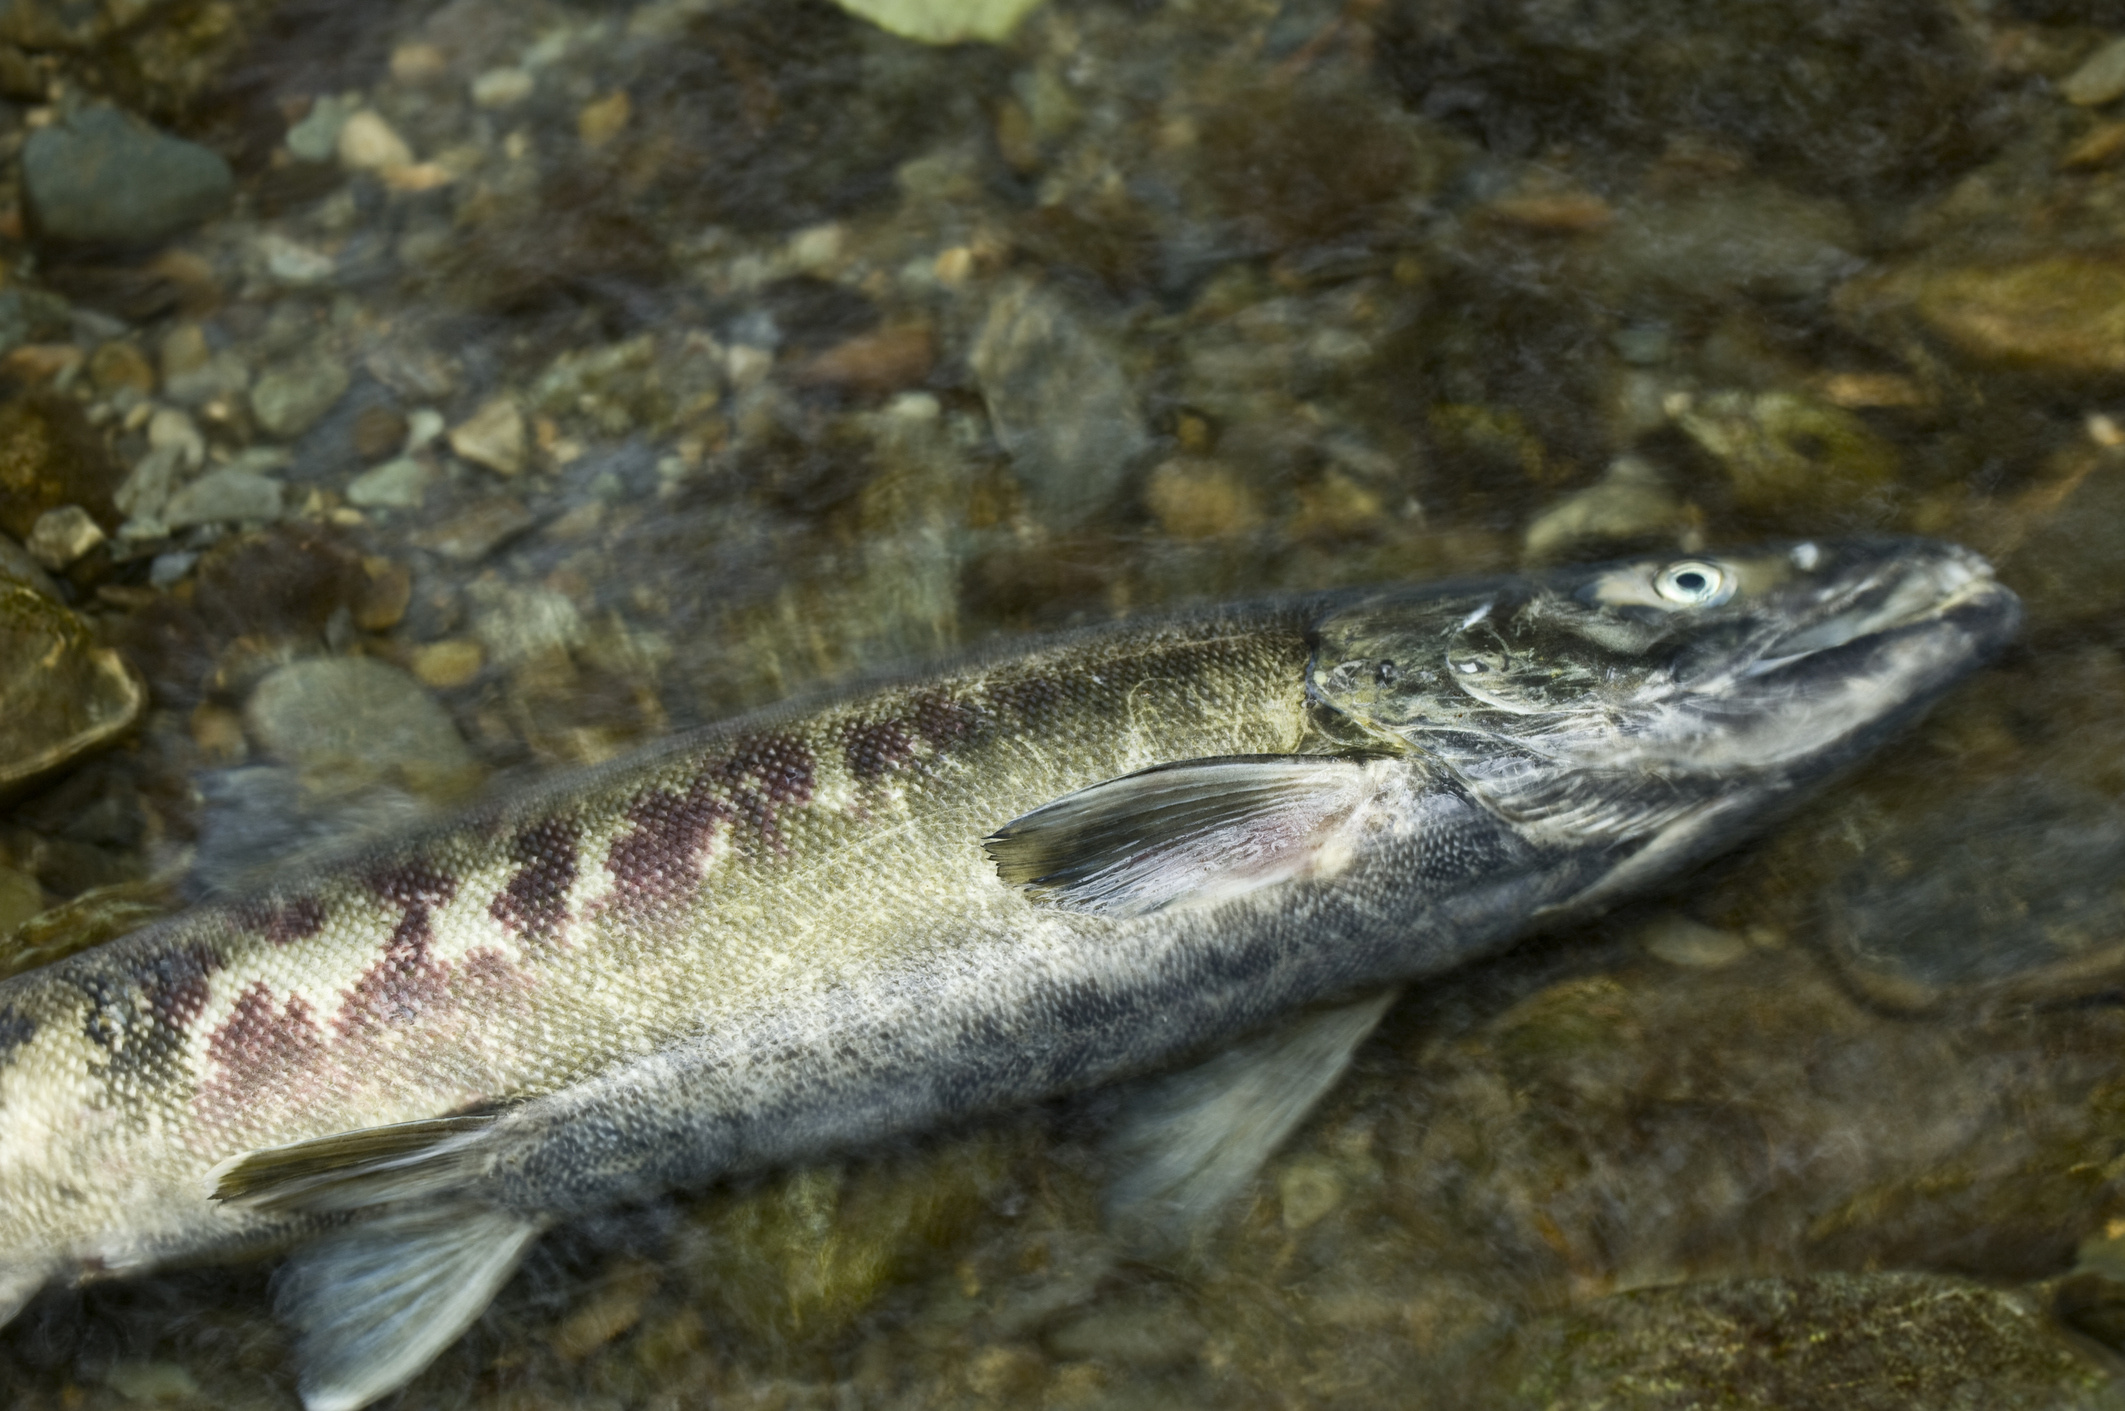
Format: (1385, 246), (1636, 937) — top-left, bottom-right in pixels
(1744, 544), (2020, 681)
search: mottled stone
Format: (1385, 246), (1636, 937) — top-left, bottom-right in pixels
(0, 390), (122, 539)
(347, 456), (433, 509)
(0, 581), (142, 796)
(1144, 458), (1262, 539)
(336, 109), (413, 171)
(245, 656), (477, 797)
(971, 278), (1146, 525)
(355, 557), (413, 632)
(1839, 255), (2125, 379)
(0, 287), (74, 357)
(1669, 390), (1899, 515)
(351, 403), (410, 462)
(285, 94), (352, 164)
(252, 354), (350, 439)
(411, 638), (484, 688)
(86, 339), (154, 394)
(22, 103), (232, 246)
(447, 395), (526, 476)
(162, 468), (283, 528)
(1473, 1275), (2118, 1410)
(25, 504), (105, 568)
(1522, 456), (1686, 564)
(409, 495), (535, 561)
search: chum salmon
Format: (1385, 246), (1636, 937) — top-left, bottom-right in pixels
(0, 539), (2018, 1409)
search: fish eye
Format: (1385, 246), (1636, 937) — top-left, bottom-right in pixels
(1653, 560), (1733, 607)
(1375, 659), (1398, 685)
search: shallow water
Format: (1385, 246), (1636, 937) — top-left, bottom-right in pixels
(6, 0), (2125, 1406)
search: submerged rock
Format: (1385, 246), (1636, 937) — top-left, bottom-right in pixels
(1474, 1274), (2121, 1410)
(972, 279), (1146, 526)
(1838, 255), (2125, 381)
(0, 581), (143, 798)
(22, 103), (232, 246)
(0, 391), (122, 540)
(244, 656), (479, 801)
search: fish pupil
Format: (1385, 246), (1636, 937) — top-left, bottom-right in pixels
(1375, 659), (1397, 684)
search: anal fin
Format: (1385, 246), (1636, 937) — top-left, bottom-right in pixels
(1104, 988), (1399, 1249)
(278, 1201), (547, 1411)
(985, 754), (1384, 918)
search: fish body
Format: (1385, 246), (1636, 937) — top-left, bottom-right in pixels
(0, 539), (2017, 1409)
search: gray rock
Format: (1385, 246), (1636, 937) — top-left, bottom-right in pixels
(162, 468), (282, 528)
(284, 94), (353, 164)
(162, 349), (249, 408)
(346, 456), (432, 509)
(25, 505), (104, 569)
(971, 277), (1146, 526)
(0, 287), (72, 356)
(22, 103), (232, 246)
(1820, 769), (2125, 1011)
(113, 443), (184, 527)
(468, 580), (584, 666)
(251, 354), (350, 439)
(1601, 182), (1862, 303)
(0, 530), (61, 597)
(245, 656), (477, 794)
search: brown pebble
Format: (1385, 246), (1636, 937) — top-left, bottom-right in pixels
(409, 495), (535, 562)
(792, 324), (936, 394)
(554, 1260), (658, 1360)
(355, 556), (413, 631)
(389, 42), (449, 86)
(189, 703), (248, 765)
(160, 322), (210, 380)
(1144, 458), (1262, 539)
(2064, 121), (2125, 170)
(448, 396), (526, 476)
(87, 341), (155, 394)
(2, 344), (82, 384)
(351, 403), (408, 462)
(1480, 191), (1616, 233)
(411, 638), (484, 689)
(1290, 469), (1388, 541)
(578, 90), (631, 148)
(1816, 371), (1929, 409)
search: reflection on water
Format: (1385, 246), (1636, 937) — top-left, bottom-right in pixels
(5, 0), (2125, 1405)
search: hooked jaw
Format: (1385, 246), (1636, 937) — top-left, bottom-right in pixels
(1645, 543), (2020, 777)
(1734, 542), (2019, 690)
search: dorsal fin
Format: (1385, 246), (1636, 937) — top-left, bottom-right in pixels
(984, 754), (1384, 918)
(206, 1114), (494, 1213)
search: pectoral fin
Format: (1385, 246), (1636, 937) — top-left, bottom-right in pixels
(985, 755), (1383, 917)
(206, 1113), (494, 1213)
(1104, 988), (1399, 1248)
(278, 1202), (548, 1411)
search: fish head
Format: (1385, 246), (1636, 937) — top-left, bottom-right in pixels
(1308, 539), (2020, 832)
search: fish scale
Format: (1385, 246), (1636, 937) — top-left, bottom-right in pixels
(0, 542), (2017, 1411)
